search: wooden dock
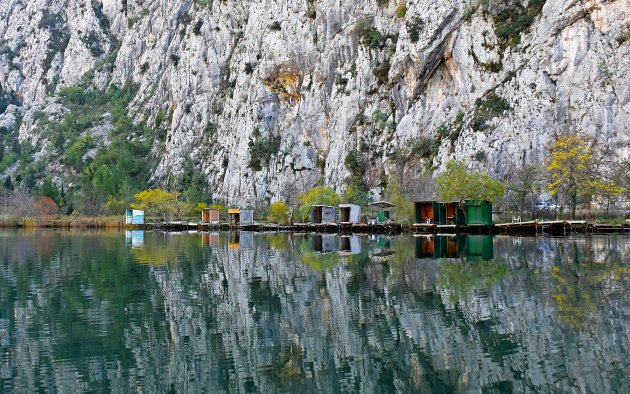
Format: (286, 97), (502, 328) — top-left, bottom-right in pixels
(495, 220), (628, 235)
(126, 220), (629, 235)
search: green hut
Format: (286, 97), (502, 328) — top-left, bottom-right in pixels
(437, 202), (466, 225)
(464, 200), (493, 225)
(415, 201), (439, 224)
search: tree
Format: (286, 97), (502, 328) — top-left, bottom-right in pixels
(546, 133), (594, 218)
(386, 180), (415, 224)
(546, 132), (624, 218)
(39, 177), (60, 204)
(268, 201), (290, 224)
(131, 189), (184, 221)
(296, 186), (340, 222)
(34, 196), (59, 216)
(4, 176), (13, 191)
(343, 178), (370, 207)
(179, 155), (212, 206)
(504, 162), (544, 219)
(436, 161), (505, 204)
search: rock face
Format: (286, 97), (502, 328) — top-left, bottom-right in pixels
(1, 0), (629, 204)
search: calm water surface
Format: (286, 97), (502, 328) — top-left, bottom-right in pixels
(1, 230), (630, 393)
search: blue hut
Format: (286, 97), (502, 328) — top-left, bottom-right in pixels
(125, 209), (145, 225)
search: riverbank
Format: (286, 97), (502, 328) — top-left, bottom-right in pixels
(127, 219), (630, 236)
(2, 216), (629, 235)
(0, 215), (124, 229)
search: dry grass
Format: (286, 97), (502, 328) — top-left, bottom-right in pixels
(0, 216), (125, 229)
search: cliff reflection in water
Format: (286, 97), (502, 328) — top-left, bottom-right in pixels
(1, 230), (630, 392)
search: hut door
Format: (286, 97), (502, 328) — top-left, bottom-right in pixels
(468, 207), (480, 224)
(340, 208), (350, 222)
(314, 207), (322, 223)
(446, 204), (457, 224)
(422, 205), (433, 223)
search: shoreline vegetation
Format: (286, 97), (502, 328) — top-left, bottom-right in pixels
(0, 214), (628, 230)
(0, 215), (124, 229)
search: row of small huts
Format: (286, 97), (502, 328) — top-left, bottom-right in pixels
(415, 200), (493, 226)
(126, 199), (493, 226)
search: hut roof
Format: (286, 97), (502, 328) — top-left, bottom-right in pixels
(369, 201), (395, 208)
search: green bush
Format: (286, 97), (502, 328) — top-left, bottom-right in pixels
(409, 136), (439, 159)
(395, 3), (407, 18)
(477, 92), (510, 114)
(268, 201), (290, 224)
(195, 0), (213, 8)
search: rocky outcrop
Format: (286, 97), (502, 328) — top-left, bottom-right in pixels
(0, 0), (628, 204)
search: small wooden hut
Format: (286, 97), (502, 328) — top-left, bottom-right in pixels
(463, 200), (493, 225)
(311, 205), (336, 224)
(125, 209), (145, 225)
(415, 201), (439, 224)
(201, 208), (220, 224)
(368, 201), (395, 224)
(338, 204), (361, 224)
(437, 202), (466, 225)
(228, 208), (254, 226)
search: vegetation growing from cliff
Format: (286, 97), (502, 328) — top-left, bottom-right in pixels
(471, 92), (511, 131)
(0, 81), (163, 216)
(354, 16), (396, 49)
(248, 129), (281, 171)
(493, 0), (545, 47)
(617, 22), (630, 45)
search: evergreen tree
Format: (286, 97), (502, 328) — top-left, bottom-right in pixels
(4, 176), (13, 191)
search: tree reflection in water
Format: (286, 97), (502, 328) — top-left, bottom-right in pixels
(0, 230), (629, 392)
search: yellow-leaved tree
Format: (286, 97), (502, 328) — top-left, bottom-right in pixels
(268, 201), (290, 224)
(546, 133), (624, 218)
(296, 187), (340, 222)
(131, 189), (189, 221)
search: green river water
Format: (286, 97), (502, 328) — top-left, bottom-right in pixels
(1, 230), (629, 392)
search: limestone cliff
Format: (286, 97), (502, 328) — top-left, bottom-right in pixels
(0, 0), (628, 204)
